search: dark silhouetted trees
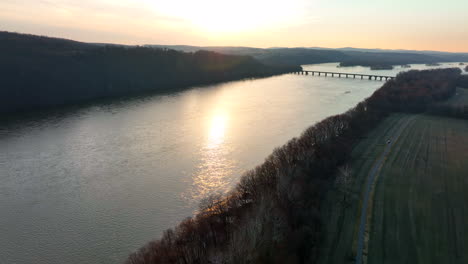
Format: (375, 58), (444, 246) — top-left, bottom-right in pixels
(0, 32), (300, 113)
(368, 68), (461, 113)
(428, 104), (468, 119)
(339, 52), (441, 68)
(458, 75), (468, 88)
(427, 73), (468, 119)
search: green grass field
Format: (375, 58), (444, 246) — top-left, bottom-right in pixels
(319, 104), (468, 263)
(369, 114), (468, 263)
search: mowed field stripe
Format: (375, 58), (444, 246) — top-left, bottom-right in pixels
(355, 115), (416, 264)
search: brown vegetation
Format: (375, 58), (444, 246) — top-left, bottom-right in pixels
(126, 68), (461, 264)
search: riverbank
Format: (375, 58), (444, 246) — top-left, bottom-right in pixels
(126, 68), (463, 263)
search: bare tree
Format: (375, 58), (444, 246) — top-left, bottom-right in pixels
(336, 164), (353, 208)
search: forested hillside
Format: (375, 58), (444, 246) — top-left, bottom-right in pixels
(150, 45), (468, 67)
(0, 32), (299, 113)
(338, 51), (441, 67)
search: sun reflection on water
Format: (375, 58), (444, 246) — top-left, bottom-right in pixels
(207, 114), (228, 148)
(184, 111), (237, 206)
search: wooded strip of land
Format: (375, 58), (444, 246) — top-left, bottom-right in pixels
(319, 86), (468, 263)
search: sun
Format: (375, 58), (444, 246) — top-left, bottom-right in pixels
(182, 0), (267, 34)
(152, 0), (305, 34)
(189, 3), (260, 33)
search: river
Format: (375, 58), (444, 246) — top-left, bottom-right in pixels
(0, 62), (465, 264)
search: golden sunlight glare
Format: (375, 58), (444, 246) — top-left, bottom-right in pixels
(208, 113), (228, 148)
(151, 0), (304, 34)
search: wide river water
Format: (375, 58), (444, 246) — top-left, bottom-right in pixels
(0, 62), (465, 264)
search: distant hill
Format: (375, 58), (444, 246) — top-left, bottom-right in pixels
(0, 32), (299, 113)
(337, 50), (442, 67)
(149, 45), (468, 67)
(147, 45), (349, 65)
(335, 47), (468, 56)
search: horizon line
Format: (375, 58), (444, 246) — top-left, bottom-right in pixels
(4, 30), (468, 54)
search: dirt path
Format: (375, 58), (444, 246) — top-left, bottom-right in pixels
(355, 116), (416, 264)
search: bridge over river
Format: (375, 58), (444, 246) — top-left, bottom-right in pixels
(293, 70), (395, 81)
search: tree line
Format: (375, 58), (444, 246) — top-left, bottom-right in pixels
(426, 74), (468, 119)
(146, 44), (468, 68)
(459, 75), (468, 88)
(126, 68), (462, 264)
(0, 32), (299, 114)
(338, 52), (441, 68)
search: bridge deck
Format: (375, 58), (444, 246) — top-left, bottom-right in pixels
(294, 70), (395, 81)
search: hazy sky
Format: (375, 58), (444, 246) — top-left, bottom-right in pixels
(1, 0), (467, 52)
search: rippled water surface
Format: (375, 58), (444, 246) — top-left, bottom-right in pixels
(0, 63), (464, 264)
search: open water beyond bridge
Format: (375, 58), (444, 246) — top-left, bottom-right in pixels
(293, 70), (395, 81)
